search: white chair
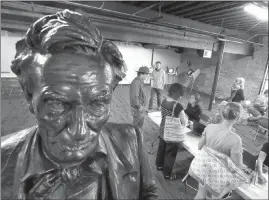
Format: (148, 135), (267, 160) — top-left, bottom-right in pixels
(182, 173), (232, 199)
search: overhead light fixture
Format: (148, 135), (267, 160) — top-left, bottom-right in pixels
(244, 3), (268, 21)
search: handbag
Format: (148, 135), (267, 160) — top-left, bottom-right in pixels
(163, 101), (185, 143)
(188, 133), (250, 197)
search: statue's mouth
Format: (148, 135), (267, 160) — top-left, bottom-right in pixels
(63, 141), (90, 151)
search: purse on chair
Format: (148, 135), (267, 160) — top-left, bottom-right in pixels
(188, 145), (250, 198)
(163, 101), (186, 143)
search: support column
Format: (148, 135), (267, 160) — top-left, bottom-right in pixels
(150, 49), (154, 85)
(151, 49), (154, 66)
(208, 41), (225, 111)
(258, 59), (268, 95)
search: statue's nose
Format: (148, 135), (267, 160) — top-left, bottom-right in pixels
(67, 106), (87, 141)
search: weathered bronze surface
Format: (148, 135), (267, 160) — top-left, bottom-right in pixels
(1, 9), (158, 199)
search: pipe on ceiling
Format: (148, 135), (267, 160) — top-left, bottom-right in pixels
(3, 1), (265, 46)
(245, 34), (268, 43)
(56, 1), (265, 46)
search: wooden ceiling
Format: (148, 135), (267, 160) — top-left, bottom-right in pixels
(122, 1), (268, 33)
(1, 1), (267, 48)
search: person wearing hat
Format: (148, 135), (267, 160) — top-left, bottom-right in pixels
(130, 66), (150, 128)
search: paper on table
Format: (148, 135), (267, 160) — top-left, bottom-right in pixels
(253, 173), (268, 191)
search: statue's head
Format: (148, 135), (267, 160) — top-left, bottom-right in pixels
(11, 10), (126, 166)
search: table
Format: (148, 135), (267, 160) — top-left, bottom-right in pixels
(148, 111), (268, 200)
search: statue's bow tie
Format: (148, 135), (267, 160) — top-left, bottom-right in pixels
(27, 161), (103, 199)
(28, 166), (80, 198)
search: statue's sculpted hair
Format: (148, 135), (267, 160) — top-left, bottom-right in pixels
(11, 9), (126, 91)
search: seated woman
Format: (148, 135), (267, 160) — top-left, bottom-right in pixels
(195, 102), (244, 200)
(155, 83), (187, 180)
(184, 93), (203, 134)
(185, 93), (202, 122)
(257, 142), (268, 184)
(248, 110), (268, 130)
(228, 77), (245, 103)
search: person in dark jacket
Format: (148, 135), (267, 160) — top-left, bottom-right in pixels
(185, 93), (202, 122)
(130, 66), (150, 128)
(185, 93), (203, 134)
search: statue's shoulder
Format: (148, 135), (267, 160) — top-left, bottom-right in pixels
(1, 126), (37, 148)
(1, 126), (37, 169)
(105, 122), (140, 141)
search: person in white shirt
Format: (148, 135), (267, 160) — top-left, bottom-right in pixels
(148, 61), (167, 110)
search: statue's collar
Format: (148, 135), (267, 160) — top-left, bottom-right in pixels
(20, 129), (107, 182)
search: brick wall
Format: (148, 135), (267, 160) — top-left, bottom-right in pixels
(177, 37), (268, 100)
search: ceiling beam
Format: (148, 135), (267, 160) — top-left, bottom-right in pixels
(161, 1), (178, 10)
(1, 17), (255, 56)
(222, 25), (267, 31)
(1, 1), (255, 41)
(223, 27), (265, 33)
(162, 1), (195, 13)
(199, 13), (256, 22)
(221, 24), (267, 31)
(221, 24), (267, 30)
(201, 13), (258, 23)
(190, 4), (247, 20)
(135, 1), (148, 7)
(183, 2), (247, 18)
(1, 19), (218, 52)
(170, 1), (217, 15)
(212, 20), (268, 27)
(132, 2), (160, 16)
(203, 17), (260, 24)
(1, 8), (44, 19)
(2, 1), (60, 14)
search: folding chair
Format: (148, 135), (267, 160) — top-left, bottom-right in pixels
(182, 173), (232, 200)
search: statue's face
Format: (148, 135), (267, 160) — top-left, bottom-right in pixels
(32, 52), (114, 165)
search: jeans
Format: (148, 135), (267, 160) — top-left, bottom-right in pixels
(155, 137), (179, 176)
(149, 88), (162, 109)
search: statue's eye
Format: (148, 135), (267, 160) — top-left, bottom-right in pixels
(45, 99), (69, 117)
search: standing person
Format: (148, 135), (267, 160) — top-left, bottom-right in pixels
(195, 102), (244, 199)
(130, 66), (150, 128)
(148, 61), (167, 110)
(155, 83), (187, 180)
(228, 77), (245, 103)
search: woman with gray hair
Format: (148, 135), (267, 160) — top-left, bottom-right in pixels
(228, 77), (245, 103)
